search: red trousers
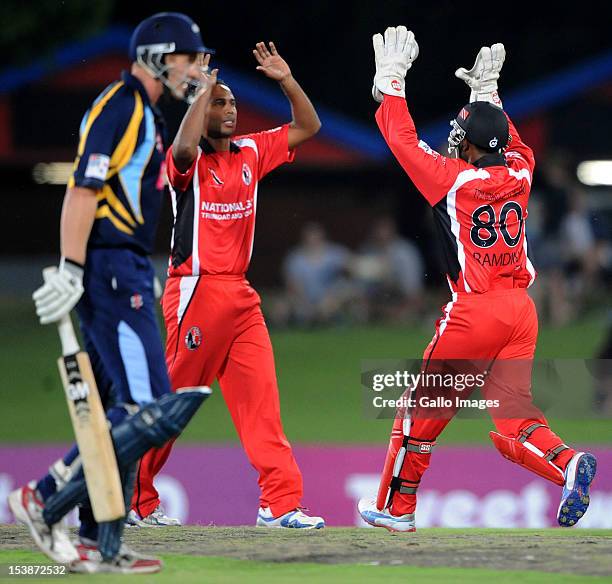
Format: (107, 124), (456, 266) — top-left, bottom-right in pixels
(383, 288), (575, 515)
(132, 275), (303, 518)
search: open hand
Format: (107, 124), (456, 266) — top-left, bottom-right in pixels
(455, 43), (505, 106)
(371, 26), (419, 102)
(195, 53), (218, 96)
(253, 42), (292, 82)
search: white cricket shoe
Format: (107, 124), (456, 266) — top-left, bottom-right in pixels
(7, 481), (79, 563)
(126, 505), (181, 527)
(256, 507), (325, 529)
(70, 540), (162, 574)
(125, 509), (147, 527)
(358, 497), (416, 532)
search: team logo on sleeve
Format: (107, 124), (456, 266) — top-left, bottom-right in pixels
(84, 153), (110, 181)
(185, 326), (202, 350)
(242, 163), (252, 186)
(130, 293), (144, 310)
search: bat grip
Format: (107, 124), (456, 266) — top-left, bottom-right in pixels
(57, 314), (80, 356)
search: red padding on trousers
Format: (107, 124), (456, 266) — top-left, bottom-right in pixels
(489, 431), (565, 486)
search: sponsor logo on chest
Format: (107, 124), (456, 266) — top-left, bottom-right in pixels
(200, 198), (254, 221)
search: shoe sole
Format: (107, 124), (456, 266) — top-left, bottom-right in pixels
(256, 521), (325, 529)
(70, 560), (163, 574)
(558, 453), (597, 527)
(360, 511), (416, 533)
(124, 517), (146, 528)
(126, 518), (180, 528)
(8, 490), (78, 564)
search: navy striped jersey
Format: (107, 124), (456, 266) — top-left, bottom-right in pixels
(70, 71), (167, 255)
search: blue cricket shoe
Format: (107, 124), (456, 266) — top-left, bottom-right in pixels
(557, 452), (597, 527)
(358, 498), (416, 532)
(256, 507), (325, 529)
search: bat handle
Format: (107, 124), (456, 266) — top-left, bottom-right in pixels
(57, 314), (80, 356)
(42, 266), (81, 356)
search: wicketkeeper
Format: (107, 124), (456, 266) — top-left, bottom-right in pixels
(358, 26), (597, 532)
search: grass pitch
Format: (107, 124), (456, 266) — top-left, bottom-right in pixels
(1, 525), (611, 582)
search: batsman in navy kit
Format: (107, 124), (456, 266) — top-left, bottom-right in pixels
(8, 13), (214, 574)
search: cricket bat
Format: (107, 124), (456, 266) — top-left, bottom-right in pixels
(46, 271), (125, 521)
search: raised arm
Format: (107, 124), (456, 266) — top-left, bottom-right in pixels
(371, 26), (465, 206)
(455, 43), (535, 174)
(505, 116), (535, 175)
(376, 96), (465, 206)
(172, 54), (218, 172)
(253, 42), (321, 149)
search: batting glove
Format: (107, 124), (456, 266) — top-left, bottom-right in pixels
(455, 43), (505, 107)
(153, 276), (163, 300)
(33, 258), (84, 325)
(372, 26), (419, 102)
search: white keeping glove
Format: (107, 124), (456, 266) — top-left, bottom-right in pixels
(33, 258), (84, 325)
(372, 26), (419, 102)
(455, 43), (505, 107)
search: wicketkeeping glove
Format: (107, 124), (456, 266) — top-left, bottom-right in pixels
(372, 26), (419, 103)
(455, 43), (505, 107)
(33, 258), (84, 325)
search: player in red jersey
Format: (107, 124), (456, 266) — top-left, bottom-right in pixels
(131, 42), (325, 528)
(358, 27), (597, 532)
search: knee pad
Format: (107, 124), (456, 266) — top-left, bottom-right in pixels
(111, 388), (211, 467)
(490, 425), (566, 486)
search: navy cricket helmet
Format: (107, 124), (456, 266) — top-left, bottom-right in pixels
(129, 12), (213, 62)
(129, 13), (214, 102)
(448, 101), (510, 154)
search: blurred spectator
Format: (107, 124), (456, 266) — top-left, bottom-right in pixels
(536, 151), (573, 236)
(562, 188), (598, 271)
(352, 216), (424, 323)
(560, 187), (605, 312)
(528, 153), (610, 326)
(281, 223), (355, 326)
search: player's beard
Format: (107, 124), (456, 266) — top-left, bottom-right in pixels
(207, 123), (234, 139)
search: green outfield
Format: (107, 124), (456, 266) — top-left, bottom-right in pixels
(0, 554), (606, 583)
(1, 527), (611, 582)
(1, 299), (609, 444)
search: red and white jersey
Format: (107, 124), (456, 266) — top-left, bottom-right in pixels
(166, 124), (295, 277)
(376, 96), (537, 294)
